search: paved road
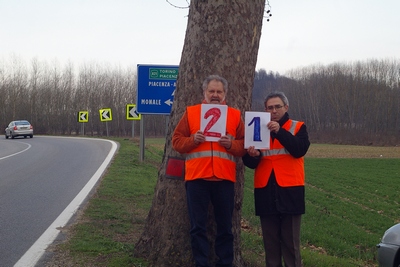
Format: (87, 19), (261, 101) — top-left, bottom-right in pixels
(0, 136), (118, 267)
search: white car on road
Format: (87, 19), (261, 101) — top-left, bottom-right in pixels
(5, 120), (33, 139)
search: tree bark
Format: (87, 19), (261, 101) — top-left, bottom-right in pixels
(135, 1), (266, 266)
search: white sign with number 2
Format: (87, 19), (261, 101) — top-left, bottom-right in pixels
(245, 111), (271, 149)
(200, 104), (228, 142)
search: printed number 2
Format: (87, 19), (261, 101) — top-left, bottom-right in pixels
(248, 116), (262, 141)
(204, 108), (222, 137)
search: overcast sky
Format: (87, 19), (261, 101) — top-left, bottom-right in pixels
(1, 0), (399, 74)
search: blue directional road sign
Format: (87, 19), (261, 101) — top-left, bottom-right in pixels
(136, 64), (179, 114)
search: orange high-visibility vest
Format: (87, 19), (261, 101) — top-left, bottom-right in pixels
(185, 104), (241, 182)
(254, 119), (305, 188)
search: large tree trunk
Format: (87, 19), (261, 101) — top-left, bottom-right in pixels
(135, 1), (266, 266)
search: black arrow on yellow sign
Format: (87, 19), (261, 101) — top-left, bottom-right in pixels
(78, 111), (88, 122)
(126, 104), (141, 120)
(99, 108), (112, 122)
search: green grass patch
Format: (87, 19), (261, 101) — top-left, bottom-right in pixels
(47, 138), (400, 267)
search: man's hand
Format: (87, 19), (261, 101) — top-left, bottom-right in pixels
(247, 146), (260, 157)
(218, 135), (232, 149)
(267, 121), (280, 133)
(194, 130), (205, 145)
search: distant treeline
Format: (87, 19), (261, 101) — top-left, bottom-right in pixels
(253, 59), (400, 145)
(1, 56), (399, 145)
(0, 57), (167, 137)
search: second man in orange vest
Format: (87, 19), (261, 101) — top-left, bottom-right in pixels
(243, 91), (310, 267)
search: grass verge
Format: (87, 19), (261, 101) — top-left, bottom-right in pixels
(45, 139), (400, 267)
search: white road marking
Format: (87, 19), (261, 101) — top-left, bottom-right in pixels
(14, 138), (118, 267)
(0, 141), (31, 161)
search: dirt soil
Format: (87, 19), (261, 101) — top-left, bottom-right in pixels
(306, 144), (400, 158)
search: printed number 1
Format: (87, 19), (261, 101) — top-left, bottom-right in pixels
(248, 116), (262, 141)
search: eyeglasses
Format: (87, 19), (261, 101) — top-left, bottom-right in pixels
(265, 104), (284, 111)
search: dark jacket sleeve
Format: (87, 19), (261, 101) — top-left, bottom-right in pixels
(273, 124), (310, 158)
(242, 151), (262, 169)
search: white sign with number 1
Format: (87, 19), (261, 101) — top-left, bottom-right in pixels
(245, 111), (271, 149)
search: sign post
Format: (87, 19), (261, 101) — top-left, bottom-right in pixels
(77, 111), (88, 135)
(126, 104), (141, 138)
(99, 108), (112, 137)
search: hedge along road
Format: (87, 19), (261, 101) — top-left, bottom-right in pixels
(0, 136), (118, 267)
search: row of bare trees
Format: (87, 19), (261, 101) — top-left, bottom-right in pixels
(0, 56), (168, 137)
(253, 58), (400, 145)
(1, 56), (399, 145)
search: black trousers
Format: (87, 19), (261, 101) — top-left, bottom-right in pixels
(260, 214), (302, 267)
(186, 179), (234, 267)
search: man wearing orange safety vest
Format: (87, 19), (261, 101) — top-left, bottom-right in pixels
(172, 75), (246, 267)
(243, 91), (310, 267)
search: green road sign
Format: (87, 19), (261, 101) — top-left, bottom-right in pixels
(149, 68), (178, 80)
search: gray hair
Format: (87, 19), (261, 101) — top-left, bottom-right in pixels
(264, 91), (289, 106)
(202, 75), (228, 94)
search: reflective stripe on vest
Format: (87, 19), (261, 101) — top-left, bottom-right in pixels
(186, 150), (235, 162)
(260, 120), (299, 157)
(288, 120), (298, 134)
